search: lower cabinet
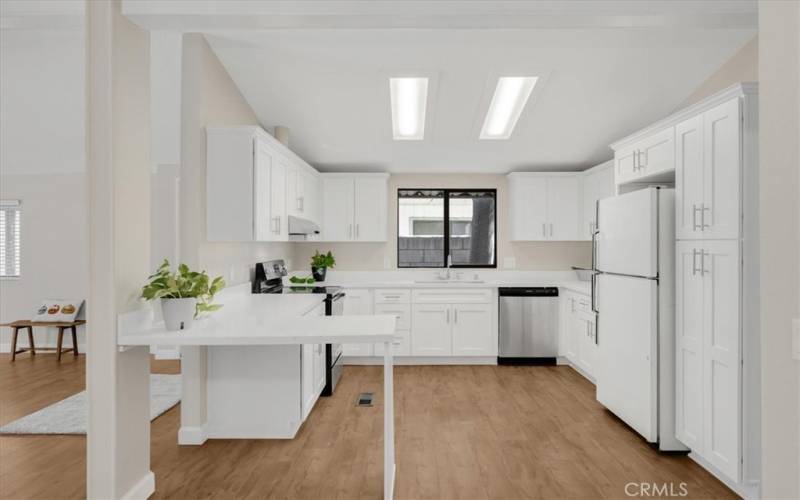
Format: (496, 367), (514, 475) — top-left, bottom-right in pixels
(676, 239), (742, 482)
(342, 288), (374, 356)
(301, 304), (327, 420)
(410, 303), (494, 356)
(559, 290), (598, 381)
(373, 303), (411, 356)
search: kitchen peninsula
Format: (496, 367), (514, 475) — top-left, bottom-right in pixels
(117, 285), (398, 500)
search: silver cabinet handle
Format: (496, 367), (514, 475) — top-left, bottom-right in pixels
(549, 223), (553, 237)
(633, 151), (638, 171)
(278, 217), (281, 235)
(542, 223), (546, 237)
(701, 204), (710, 230)
(639, 149), (647, 168)
(348, 224), (353, 239)
(701, 250), (710, 275)
(356, 224), (359, 239)
(454, 309), (458, 324)
(691, 248), (699, 276)
(692, 204), (702, 231)
(446, 309), (450, 323)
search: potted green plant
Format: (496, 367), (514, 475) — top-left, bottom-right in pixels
(141, 259), (225, 331)
(310, 250), (335, 282)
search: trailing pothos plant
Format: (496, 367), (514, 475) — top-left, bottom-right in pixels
(141, 259), (226, 317)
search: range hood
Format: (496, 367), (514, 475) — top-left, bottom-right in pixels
(288, 215), (321, 236)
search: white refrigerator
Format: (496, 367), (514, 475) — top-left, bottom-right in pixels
(592, 187), (686, 451)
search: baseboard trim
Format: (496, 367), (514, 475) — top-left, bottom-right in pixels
(120, 471), (155, 500)
(178, 424), (207, 446)
(343, 356), (497, 365)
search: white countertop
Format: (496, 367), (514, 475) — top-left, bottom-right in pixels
(287, 270), (593, 296)
(117, 289), (397, 347)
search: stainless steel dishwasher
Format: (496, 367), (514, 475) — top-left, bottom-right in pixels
(498, 287), (559, 364)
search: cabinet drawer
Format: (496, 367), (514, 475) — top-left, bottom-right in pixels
(374, 330), (411, 357)
(374, 303), (411, 330)
(374, 289), (411, 304)
(412, 288), (492, 304)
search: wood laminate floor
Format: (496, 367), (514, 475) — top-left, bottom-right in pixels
(0, 354), (736, 499)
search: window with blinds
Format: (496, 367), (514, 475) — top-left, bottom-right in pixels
(0, 201), (21, 278)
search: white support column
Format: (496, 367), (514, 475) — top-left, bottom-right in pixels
(383, 342), (395, 500)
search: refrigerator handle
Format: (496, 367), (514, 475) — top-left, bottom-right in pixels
(591, 228), (598, 271)
(591, 272), (599, 314)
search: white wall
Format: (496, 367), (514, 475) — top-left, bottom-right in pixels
(292, 173), (592, 272)
(759, 1), (800, 498)
(0, 23), (88, 351)
(681, 35), (758, 108)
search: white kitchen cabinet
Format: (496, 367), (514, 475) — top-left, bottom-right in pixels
(452, 304), (494, 356)
(675, 240), (741, 482)
(676, 98), (742, 240)
(322, 174), (388, 242)
(559, 290), (597, 380)
(614, 127), (675, 185)
(373, 302), (411, 356)
(508, 173), (581, 241)
(579, 160), (615, 240)
(342, 288), (374, 356)
(301, 304), (326, 420)
(508, 176), (548, 241)
(207, 126), (328, 242)
(411, 304), (451, 356)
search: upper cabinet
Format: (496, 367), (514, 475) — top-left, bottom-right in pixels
(322, 174), (389, 242)
(614, 127), (675, 185)
(207, 126), (323, 242)
(207, 127), (289, 242)
(508, 173), (581, 241)
(676, 98), (742, 240)
(579, 160), (615, 240)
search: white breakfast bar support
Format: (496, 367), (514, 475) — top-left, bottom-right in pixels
(383, 341), (395, 500)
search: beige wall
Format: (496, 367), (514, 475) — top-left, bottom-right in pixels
(293, 174), (591, 272)
(759, 1), (800, 498)
(682, 36), (758, 108)
(180, 34), (292, 285)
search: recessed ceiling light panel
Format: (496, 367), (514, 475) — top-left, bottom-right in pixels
(480, 76), (538, 140)
(390, 77), (428, 140)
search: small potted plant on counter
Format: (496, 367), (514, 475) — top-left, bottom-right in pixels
(141, 259), (225, 331)
(310, 250), (336, 282)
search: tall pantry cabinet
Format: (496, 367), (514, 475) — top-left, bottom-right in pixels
(673, 84), (759, 496)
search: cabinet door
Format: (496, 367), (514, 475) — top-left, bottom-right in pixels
(702, 98), (741, 240)
(286, 163), (299, 217)
(567, 310), (584, 367)
(675, 115), (705, 240)
(675, 242), (705, 451)
(374, 330), (411, 357)
(702, 240), (741, 482)
(301, 343), (316, 420)
(614, 147), (638, 184)
(411, 304), (452, 356)
(636, 127), (675, 178)
(253, 143), (273, 241)
(271, 156), (288, 241)
(314, 343), (326, 395)
(353, 177), (387, 241)
(452, 304), (493, 356)
(508, 176), (548, 240)
(547, 176), (580, 240)
(558, 294), (574, 357)
(342, 289), (374, 356)
(322, 178), (354, 241)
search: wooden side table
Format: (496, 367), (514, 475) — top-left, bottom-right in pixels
(1, 320), (86, 361)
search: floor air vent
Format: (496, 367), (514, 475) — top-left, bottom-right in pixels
(356, 393), (374, 407)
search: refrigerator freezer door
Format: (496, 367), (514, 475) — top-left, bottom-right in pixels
(595, 273), (659, 443)
(596, 188), (658, 278)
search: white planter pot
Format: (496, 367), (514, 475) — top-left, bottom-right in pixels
(161, 297), (197, 331)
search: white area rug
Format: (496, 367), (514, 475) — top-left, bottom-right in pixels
(0, 374), (181, 435)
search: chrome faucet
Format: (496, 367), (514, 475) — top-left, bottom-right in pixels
(438, 254), (453, 280)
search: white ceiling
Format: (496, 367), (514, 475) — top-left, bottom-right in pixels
(119, 0), (758, 174)
(208, 28), (754, 173)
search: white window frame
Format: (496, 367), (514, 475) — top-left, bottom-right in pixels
(0, 200), (21, 279)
